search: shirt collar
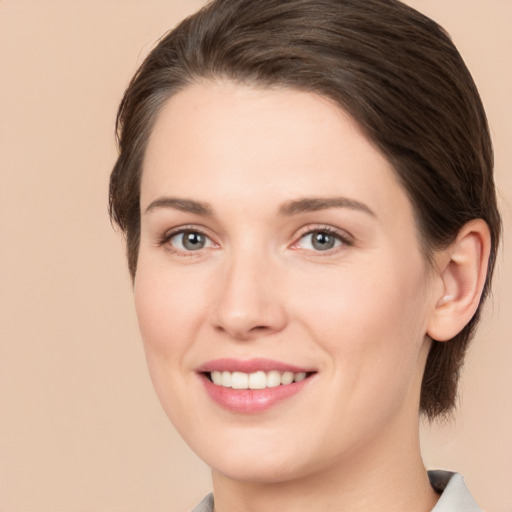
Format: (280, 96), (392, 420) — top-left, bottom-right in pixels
(429, 470), (482, 511)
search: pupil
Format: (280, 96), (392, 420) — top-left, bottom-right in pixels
(312, 231), (335, 250)
(183, 232), (205, 250)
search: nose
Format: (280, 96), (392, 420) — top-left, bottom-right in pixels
(210, 253), (288, 341)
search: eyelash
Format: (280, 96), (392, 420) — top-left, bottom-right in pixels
(291, 225), (353, 254)
(158, 225), (217, 256)
(157, 225), (353, 255)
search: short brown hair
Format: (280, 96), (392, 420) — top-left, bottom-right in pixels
(109, 0), (501, 419)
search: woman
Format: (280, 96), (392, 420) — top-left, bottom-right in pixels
(109, 0), (501, 510)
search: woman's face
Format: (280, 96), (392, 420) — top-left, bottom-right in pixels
(135, 81), (438, 483)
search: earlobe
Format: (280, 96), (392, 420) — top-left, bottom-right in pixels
(427, 219), (491, 342)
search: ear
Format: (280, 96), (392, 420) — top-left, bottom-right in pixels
(427, 219), (491, 342)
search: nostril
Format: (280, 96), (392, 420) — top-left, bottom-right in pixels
(250, 325), (271, 332)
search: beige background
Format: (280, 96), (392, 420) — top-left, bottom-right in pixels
(0, 1), (511, 511)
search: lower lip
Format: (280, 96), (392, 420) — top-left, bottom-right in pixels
(200, 374), (312, 413)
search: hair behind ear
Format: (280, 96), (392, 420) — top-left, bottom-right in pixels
(422, 219), (492, 419)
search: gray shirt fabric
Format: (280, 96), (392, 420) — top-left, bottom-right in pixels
(190, 470), (481, 512)
(192, 493), (214, 512)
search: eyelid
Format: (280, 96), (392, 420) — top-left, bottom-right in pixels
(156, 223), (353, 255)
(290, 224), (354, 251)
(158, 224), (219, 254)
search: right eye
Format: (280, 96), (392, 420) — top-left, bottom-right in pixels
(167, 230), (215, 252)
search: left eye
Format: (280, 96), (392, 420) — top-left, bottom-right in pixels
(297, 230), (343, 251)
(169, 230), (214, 251)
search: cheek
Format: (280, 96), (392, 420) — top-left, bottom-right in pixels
(297, 256), (426, 338)
(133, 265), (208, 427)
(293, 254), (429, 402)
(134, 261), (208, 358)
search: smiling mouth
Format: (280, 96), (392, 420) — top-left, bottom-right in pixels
(199, 361), (317, 413)
(204, 370), (316, 390)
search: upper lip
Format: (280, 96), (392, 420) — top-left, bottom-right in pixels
(197, 358), (315, 374)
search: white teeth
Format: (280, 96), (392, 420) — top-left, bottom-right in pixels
(294, 372), (306, 382)
(209, 370), (309, 389)
(267, 370), (281, 388)
(221, 371), (232, 387)
(231, 372), (249, 389)
(248, 371), (267, 389)
(281, 371), (294, 385)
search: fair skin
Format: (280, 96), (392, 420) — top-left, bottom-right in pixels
(135, 81), (490, 512)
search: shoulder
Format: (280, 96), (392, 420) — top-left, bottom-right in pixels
(429, 470), (482, 512)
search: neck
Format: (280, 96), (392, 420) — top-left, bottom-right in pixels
(211, 412), (439, 512)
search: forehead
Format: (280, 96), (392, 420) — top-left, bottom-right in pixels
(141, 81), (413, 225)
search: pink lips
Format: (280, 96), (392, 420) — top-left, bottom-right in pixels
(197, 358), (312, 374)
(197, 358), (315, 414)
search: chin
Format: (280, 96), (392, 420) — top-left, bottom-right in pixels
(189, 430), (314, 484)
(211, 454), (304, 484)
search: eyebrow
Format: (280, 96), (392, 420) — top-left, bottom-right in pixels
(143, 195), (375, 218)
(279, 197), (375, 217)
(144, 197), (213, 216)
